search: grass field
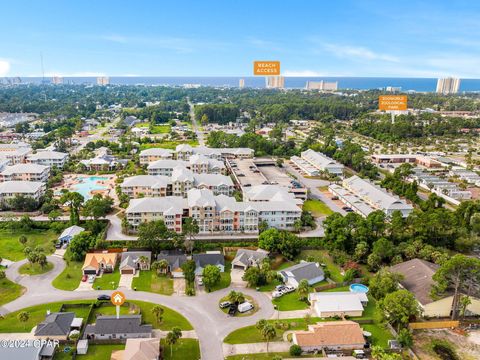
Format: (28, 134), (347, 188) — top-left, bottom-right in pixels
(161, 338), (200, 360)
(208, 262), (231, 292)
(94, 269), (120, 290)
(76, 344), (125, 360)
(18, 261), (54, 275)
(303, 199), (334, 217)
(0, 229), (57, 261)
(272, 291), (310, 311)
(297, 250), (344, 283)
(0, 299), (193, 333)
(132, 271), (174, 295)
(52, 260), (83, 290)
(0, 278), (24, 306)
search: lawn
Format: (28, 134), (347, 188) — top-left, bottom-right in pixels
(18, 261), (54, 275)
(0, 299), (192, 333)
(0, 229), (57, 261)
(161, 338), (200, 360)
(94, 269), (121, 290)
(362, 323), (392, 348)
(132, 271), (174, 295)
(0, 277), (24, 306)
(303, 199), (334, 217)
(224, 318), (321, 344)
(76, 344), (125, 360)
(297, 250), (344, 283)
(151, 124), (171, 134)
(52, 260), (84, 290)
(272, 291), (309, 311)
(208, 262), (231, 292)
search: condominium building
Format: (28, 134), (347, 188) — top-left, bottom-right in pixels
(0, 181), (46, 206)
(147, 157), (226, 176)
(436, 77), (460, 94)
(265, 76), (285, 89)
(305, 81), (338, 91)
(125, 188), (301, 233)
(139, 148), (175, 165)
(243, 184), (303, 206)
(121, 171), (234, 198)
(329, 175), (413, 218)
(26, 150), (69, 169)
(0, 142), (32, 164)
(295, 149), (344, 176)
(239, 78), (245, 88)
(0, 164), (50, 182)
(52, 76), (63, 85)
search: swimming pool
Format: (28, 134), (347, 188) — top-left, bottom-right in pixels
(71, 176), (109, 199)
(349, 283), (369, 294)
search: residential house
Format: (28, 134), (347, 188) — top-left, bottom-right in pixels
(119, 251), (152, 275)
(82, 253), (118, 275)
(279, 261), (325, 288)
(308, 292), (368, 318)
(58, 225), (85, 245)
(292, 321), (365, 352)
(391, 258), (480, 317)
(0, 344), (57, 360)
(0, 163), (50, 182)
(157, 251), (188, 278)
(34, 312), (81, 340)
(112, 338), (160, 360)
(231, 249), (269, 270)
(84, 315), (152, 340)
(26, 150), (69, 169)
(193, 252), (225, 276)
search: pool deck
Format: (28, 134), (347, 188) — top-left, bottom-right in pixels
(54, 174), (116, 200)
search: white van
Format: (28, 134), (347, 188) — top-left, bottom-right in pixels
(238, 301), (254, 313)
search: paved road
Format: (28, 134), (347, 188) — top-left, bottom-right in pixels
(188, 99), (205, 146)
(2, 257), (275, 360)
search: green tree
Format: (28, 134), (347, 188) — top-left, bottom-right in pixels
(137, 220), (173, 256)
(17, 311), (29, 330)
(379, 289), (419, 331)
(242, 266), (262, 287)
(369, 268), (403, 300)
(151, 259), (169, 275)
(67, 232), (96, 261)
(396, 328), (413, 348)
(60, 191), (84, 225)
(261, 323), (276, 354)
(202, 265), (221, 292)
(227, 290), (245, 304)
(432, 254), (480, 319)
(182, 217), (199, 253)
(18, 235), (28, 246)
(151, 305), (164, 325)
(81, 194), (113, 220)
(289, 344), (302, 356)
(48, 209), (62, 222)
(297, 279), (310, 301)
(181, 260), (196, 285)
(165, 327), (182, 358)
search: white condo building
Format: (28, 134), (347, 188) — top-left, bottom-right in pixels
(26, 150), (69, 168)
(292, 149), (344, 177)
(436, 77), (460, 94)
(0, 163), (50, 183)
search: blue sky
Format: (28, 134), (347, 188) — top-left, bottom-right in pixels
(1, 0), (480, 78)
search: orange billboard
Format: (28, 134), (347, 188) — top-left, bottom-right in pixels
(253, 61), (280, 75)
(379, 95), (408, 111)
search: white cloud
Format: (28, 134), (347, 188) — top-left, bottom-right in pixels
(0, 59), (10, 76)
(322, 43), (399, 62)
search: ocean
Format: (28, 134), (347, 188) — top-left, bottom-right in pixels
(11, 77), (480, 92)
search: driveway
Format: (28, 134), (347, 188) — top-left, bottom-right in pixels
(230, 269), (247, 287)
(118, 274), (133, 290)
(173, 278), (186, 296)
(106, 213), (138, 241)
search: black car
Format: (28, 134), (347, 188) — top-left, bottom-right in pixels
(228, 303), (238, 316)
(97, 294), (111, 301)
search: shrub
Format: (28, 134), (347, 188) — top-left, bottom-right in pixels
(431, 339), (459, 360)
(289, 344), (302, 356)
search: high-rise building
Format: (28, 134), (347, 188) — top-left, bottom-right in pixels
(51, 76), (63, 85)
(436, 77), (460, 94)
(385, 86), (401, 93)
(306, 80), (338, 91)
(265, 76), (285, 89)
(97, 76), (110, 86)
(239, 78), (245, 88)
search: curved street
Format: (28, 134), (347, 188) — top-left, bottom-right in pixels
(1, 256), (275, 360)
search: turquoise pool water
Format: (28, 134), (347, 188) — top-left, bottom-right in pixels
(71, 176), (109, 199)
(350, 283), (369, 293)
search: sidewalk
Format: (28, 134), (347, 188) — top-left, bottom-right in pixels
(223, 342), (290, 356)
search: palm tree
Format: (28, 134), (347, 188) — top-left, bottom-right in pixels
(152, 259), (169, 275)
(165, 327), (182, 358)
(261, 324), (276, 354)
(138, 256), (149, 271)
(17, 311), (29, 330)
(151, 305), (164, 325)
(297, 279), (310, 301)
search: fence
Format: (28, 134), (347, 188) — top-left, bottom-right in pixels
(409, 320), (459, 330)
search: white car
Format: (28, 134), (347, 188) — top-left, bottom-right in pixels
(197, 277), (204, 286)
(284, 285), (295, 293)
(272, 291), (283, 298)
(88, 275), (95, 284)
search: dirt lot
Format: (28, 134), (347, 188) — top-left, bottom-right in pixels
(413, 329), (480, 360)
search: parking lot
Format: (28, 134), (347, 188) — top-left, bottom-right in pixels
(227, 158), (268, 187)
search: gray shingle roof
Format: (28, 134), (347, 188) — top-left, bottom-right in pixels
(192, 253), (225, 268)
(34, 312), (74, 336)
(157, 252), (187, 270)
(280, 262), (324, 283)
(90, 315), (152, 335)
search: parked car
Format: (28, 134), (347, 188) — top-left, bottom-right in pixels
(97, 294), (111, 301)
(197, 277), (203, 286)
(272, 291), (283, 298)
(275, 285), (286, 291)
(81, 275), (88, 282)
(88, 275), (95, 284)
(55, 242), (62, 249)
(219, 301), (231, 309)
(331, 196), (339, 200)
(228, 304), (237, 316)
(283, 285), (295, 293)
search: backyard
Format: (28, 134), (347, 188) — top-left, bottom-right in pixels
(52, 260), (83, 290)
(302, 199), (334, 217)
(161, 338), (200, 360)
(76, 344), (125, 360)
(132, 270), (174, 295)
(0, 229), (57, 261)
(209, 262), (232, 292)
